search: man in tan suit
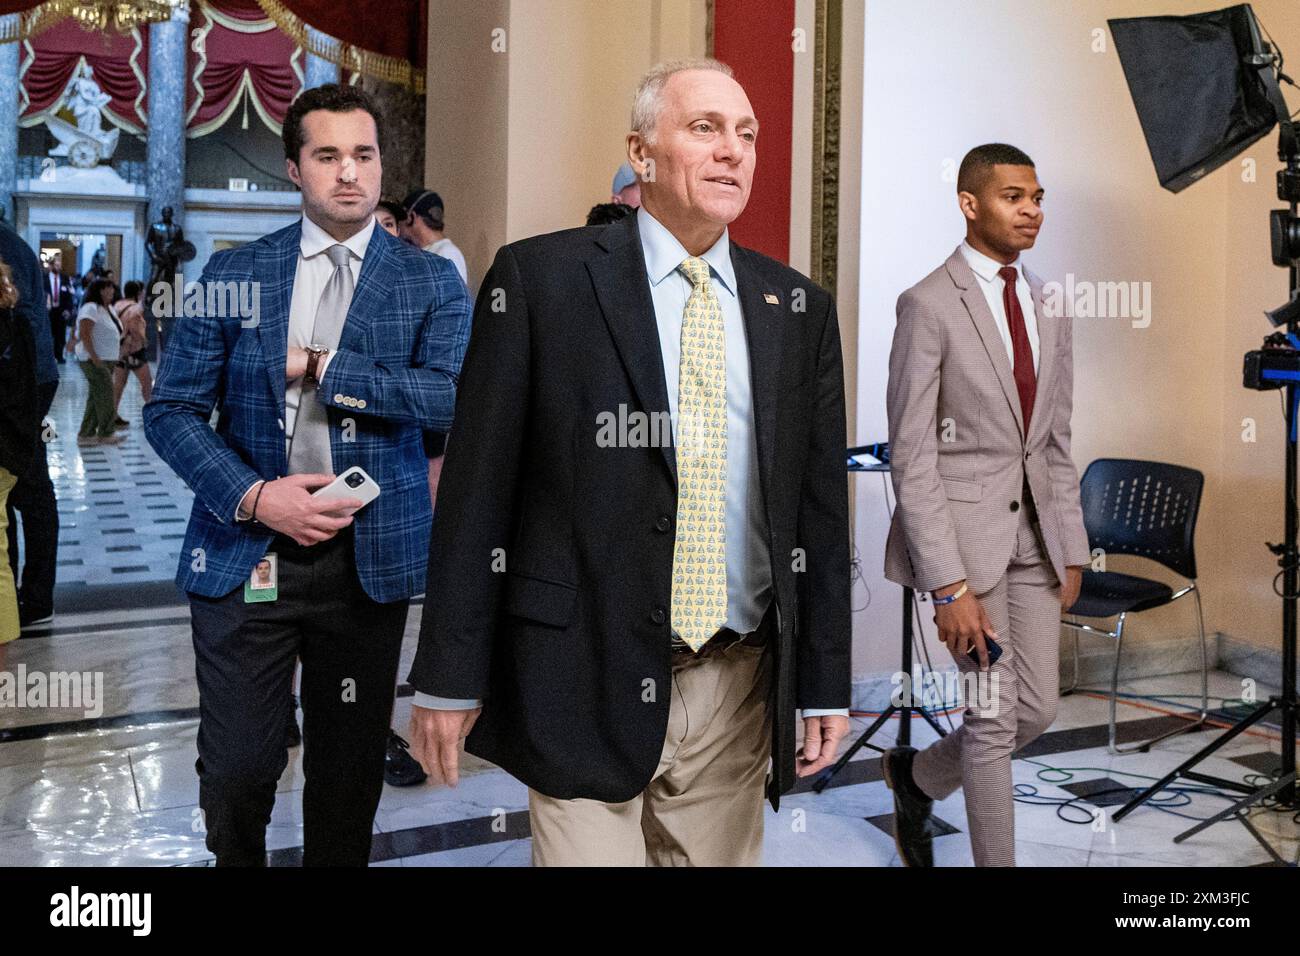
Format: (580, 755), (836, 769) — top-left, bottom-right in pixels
(881, 143), (1089, 867)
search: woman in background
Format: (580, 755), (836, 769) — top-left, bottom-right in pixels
(112, 279), (151, 424)
(74, 278), (122, 447)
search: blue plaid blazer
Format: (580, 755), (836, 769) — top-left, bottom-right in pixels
(144, 220), (471, 602)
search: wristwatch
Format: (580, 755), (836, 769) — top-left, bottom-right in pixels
(303, 344), (330, 388)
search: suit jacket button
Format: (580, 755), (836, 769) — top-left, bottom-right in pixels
(650, 608), (666, 625)
(655, 515), (671, 533)
(357, 399), (367, 409)
(333, 393), (345, 403)
(1010, 500), (1020, 512)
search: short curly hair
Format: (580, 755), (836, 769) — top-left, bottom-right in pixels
(283, 83), (384, 163)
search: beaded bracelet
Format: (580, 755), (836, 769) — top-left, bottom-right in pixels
(931, 582), (968, 606)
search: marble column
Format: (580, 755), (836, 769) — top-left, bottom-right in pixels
(146, 4), (189, 227)
(305, 26), (340, 90)
(0, 15), (21, 223)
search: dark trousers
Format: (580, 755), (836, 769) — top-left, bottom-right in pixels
(187, 529), (408, 866)
(6, 381), (58, 617)
(49, 310), (65, 363)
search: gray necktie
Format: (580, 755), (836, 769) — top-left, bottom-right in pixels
(287, 243), (354, 475)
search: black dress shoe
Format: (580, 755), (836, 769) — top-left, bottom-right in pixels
(19, 607), (54, 630)
(285, 694), (301, 748)
(882, 746), (935, 867)
(384, 731), (427, 787)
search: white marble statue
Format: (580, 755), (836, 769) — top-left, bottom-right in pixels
(46, 63), (120, 168)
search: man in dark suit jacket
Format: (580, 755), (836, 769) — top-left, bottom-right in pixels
(408, 59), (851, 866)
(0, 220), (59, 630)
(145, 85), (470, 866)
(44, 254), (74, 364)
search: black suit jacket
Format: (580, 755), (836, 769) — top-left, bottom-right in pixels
(409, 210), (851, 809)
(45, 272), (74, 320)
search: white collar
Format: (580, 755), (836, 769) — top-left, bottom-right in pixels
(300, 213), (376, 262)
(961, 239), (1023, 284)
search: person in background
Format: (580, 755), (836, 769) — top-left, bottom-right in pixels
(74, 278), (123, 447)
(399, 190), (468, 288)
(586, 202), (635, 226)
(0, 255), (38, 665)
(882, 144), (1087, 867)
(375, 199), (404, 237)
(111, 280), (152, 421)
(371, 192), (441, 787)
(0, 218), (58, 632)
(610, 161), (642, 207)
(45, 252), (75, 365)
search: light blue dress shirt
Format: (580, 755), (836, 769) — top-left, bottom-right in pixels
(415, 209), (846, 719)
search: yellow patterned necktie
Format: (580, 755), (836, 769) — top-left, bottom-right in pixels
(671, 256), (728, 652)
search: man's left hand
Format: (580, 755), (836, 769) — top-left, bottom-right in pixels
(286, 346), (308, 381)
(796, 714), (850, 777)
(1060, 565), (1083, 610)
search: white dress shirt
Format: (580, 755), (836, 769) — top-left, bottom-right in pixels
(415, 209), (847, 719)
(285, 214), (376, 456)
(422, 237), (468, 287)
(959, 240), (1039, 373)
(233, 213), (375, 519)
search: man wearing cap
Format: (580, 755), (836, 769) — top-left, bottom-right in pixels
(400, 190), (469, 288)
(611, 162), (642, 207)
(407, 58), (851, 866)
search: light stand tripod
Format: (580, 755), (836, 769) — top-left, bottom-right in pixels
(1113, 43), (1298, 848)
(812, 448), (948, 793)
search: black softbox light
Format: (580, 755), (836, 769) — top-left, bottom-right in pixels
(1110, 3), (1277, 192)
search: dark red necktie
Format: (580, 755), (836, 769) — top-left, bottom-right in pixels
(998, 266), (1036, 434)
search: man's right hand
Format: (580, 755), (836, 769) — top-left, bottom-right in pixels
(237, 473), (363, 546)
(409, 705), (481, 787)
(932, 580), (999, 670)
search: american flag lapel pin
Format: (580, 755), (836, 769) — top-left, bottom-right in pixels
(763, 293), (779, 305)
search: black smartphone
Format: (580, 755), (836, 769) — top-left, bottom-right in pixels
(967, 636), (1003, 667)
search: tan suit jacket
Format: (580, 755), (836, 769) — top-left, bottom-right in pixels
(884, 246), (1090, 594)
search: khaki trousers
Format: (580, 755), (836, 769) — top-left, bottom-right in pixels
(528, 639), (772, 866)
(911, 505), (1062, 867)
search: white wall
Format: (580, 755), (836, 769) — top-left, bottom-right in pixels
(850, 0), (1295, 696)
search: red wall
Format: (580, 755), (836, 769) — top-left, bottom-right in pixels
(712, 0), (795, 263)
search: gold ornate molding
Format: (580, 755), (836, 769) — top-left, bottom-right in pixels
(811, 0), (841, 294)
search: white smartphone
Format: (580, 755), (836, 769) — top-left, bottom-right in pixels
(310, 465), (381, 516)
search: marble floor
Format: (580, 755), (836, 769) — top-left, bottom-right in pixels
(2, 608), (1295, 866)
(3, 362), (1296, 867)
(21, 362), (194, 594)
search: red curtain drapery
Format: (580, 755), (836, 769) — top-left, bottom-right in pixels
(19, 17), (148, 133)
(255, 0), (425, 91)
(187, 0), (301, 136)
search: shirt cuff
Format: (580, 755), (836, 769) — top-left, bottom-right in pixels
(801, 708), (850, 718)
(412, 692), (482, 710)
(234, 479), (264, 521)
(316, 348), (337, 382)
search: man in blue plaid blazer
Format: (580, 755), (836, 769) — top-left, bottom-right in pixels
(144, 84), (470, 866)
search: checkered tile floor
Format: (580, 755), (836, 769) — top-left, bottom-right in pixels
(27, 363), (194, 590)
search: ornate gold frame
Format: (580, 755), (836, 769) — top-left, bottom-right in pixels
(811, 0), (841, 294)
